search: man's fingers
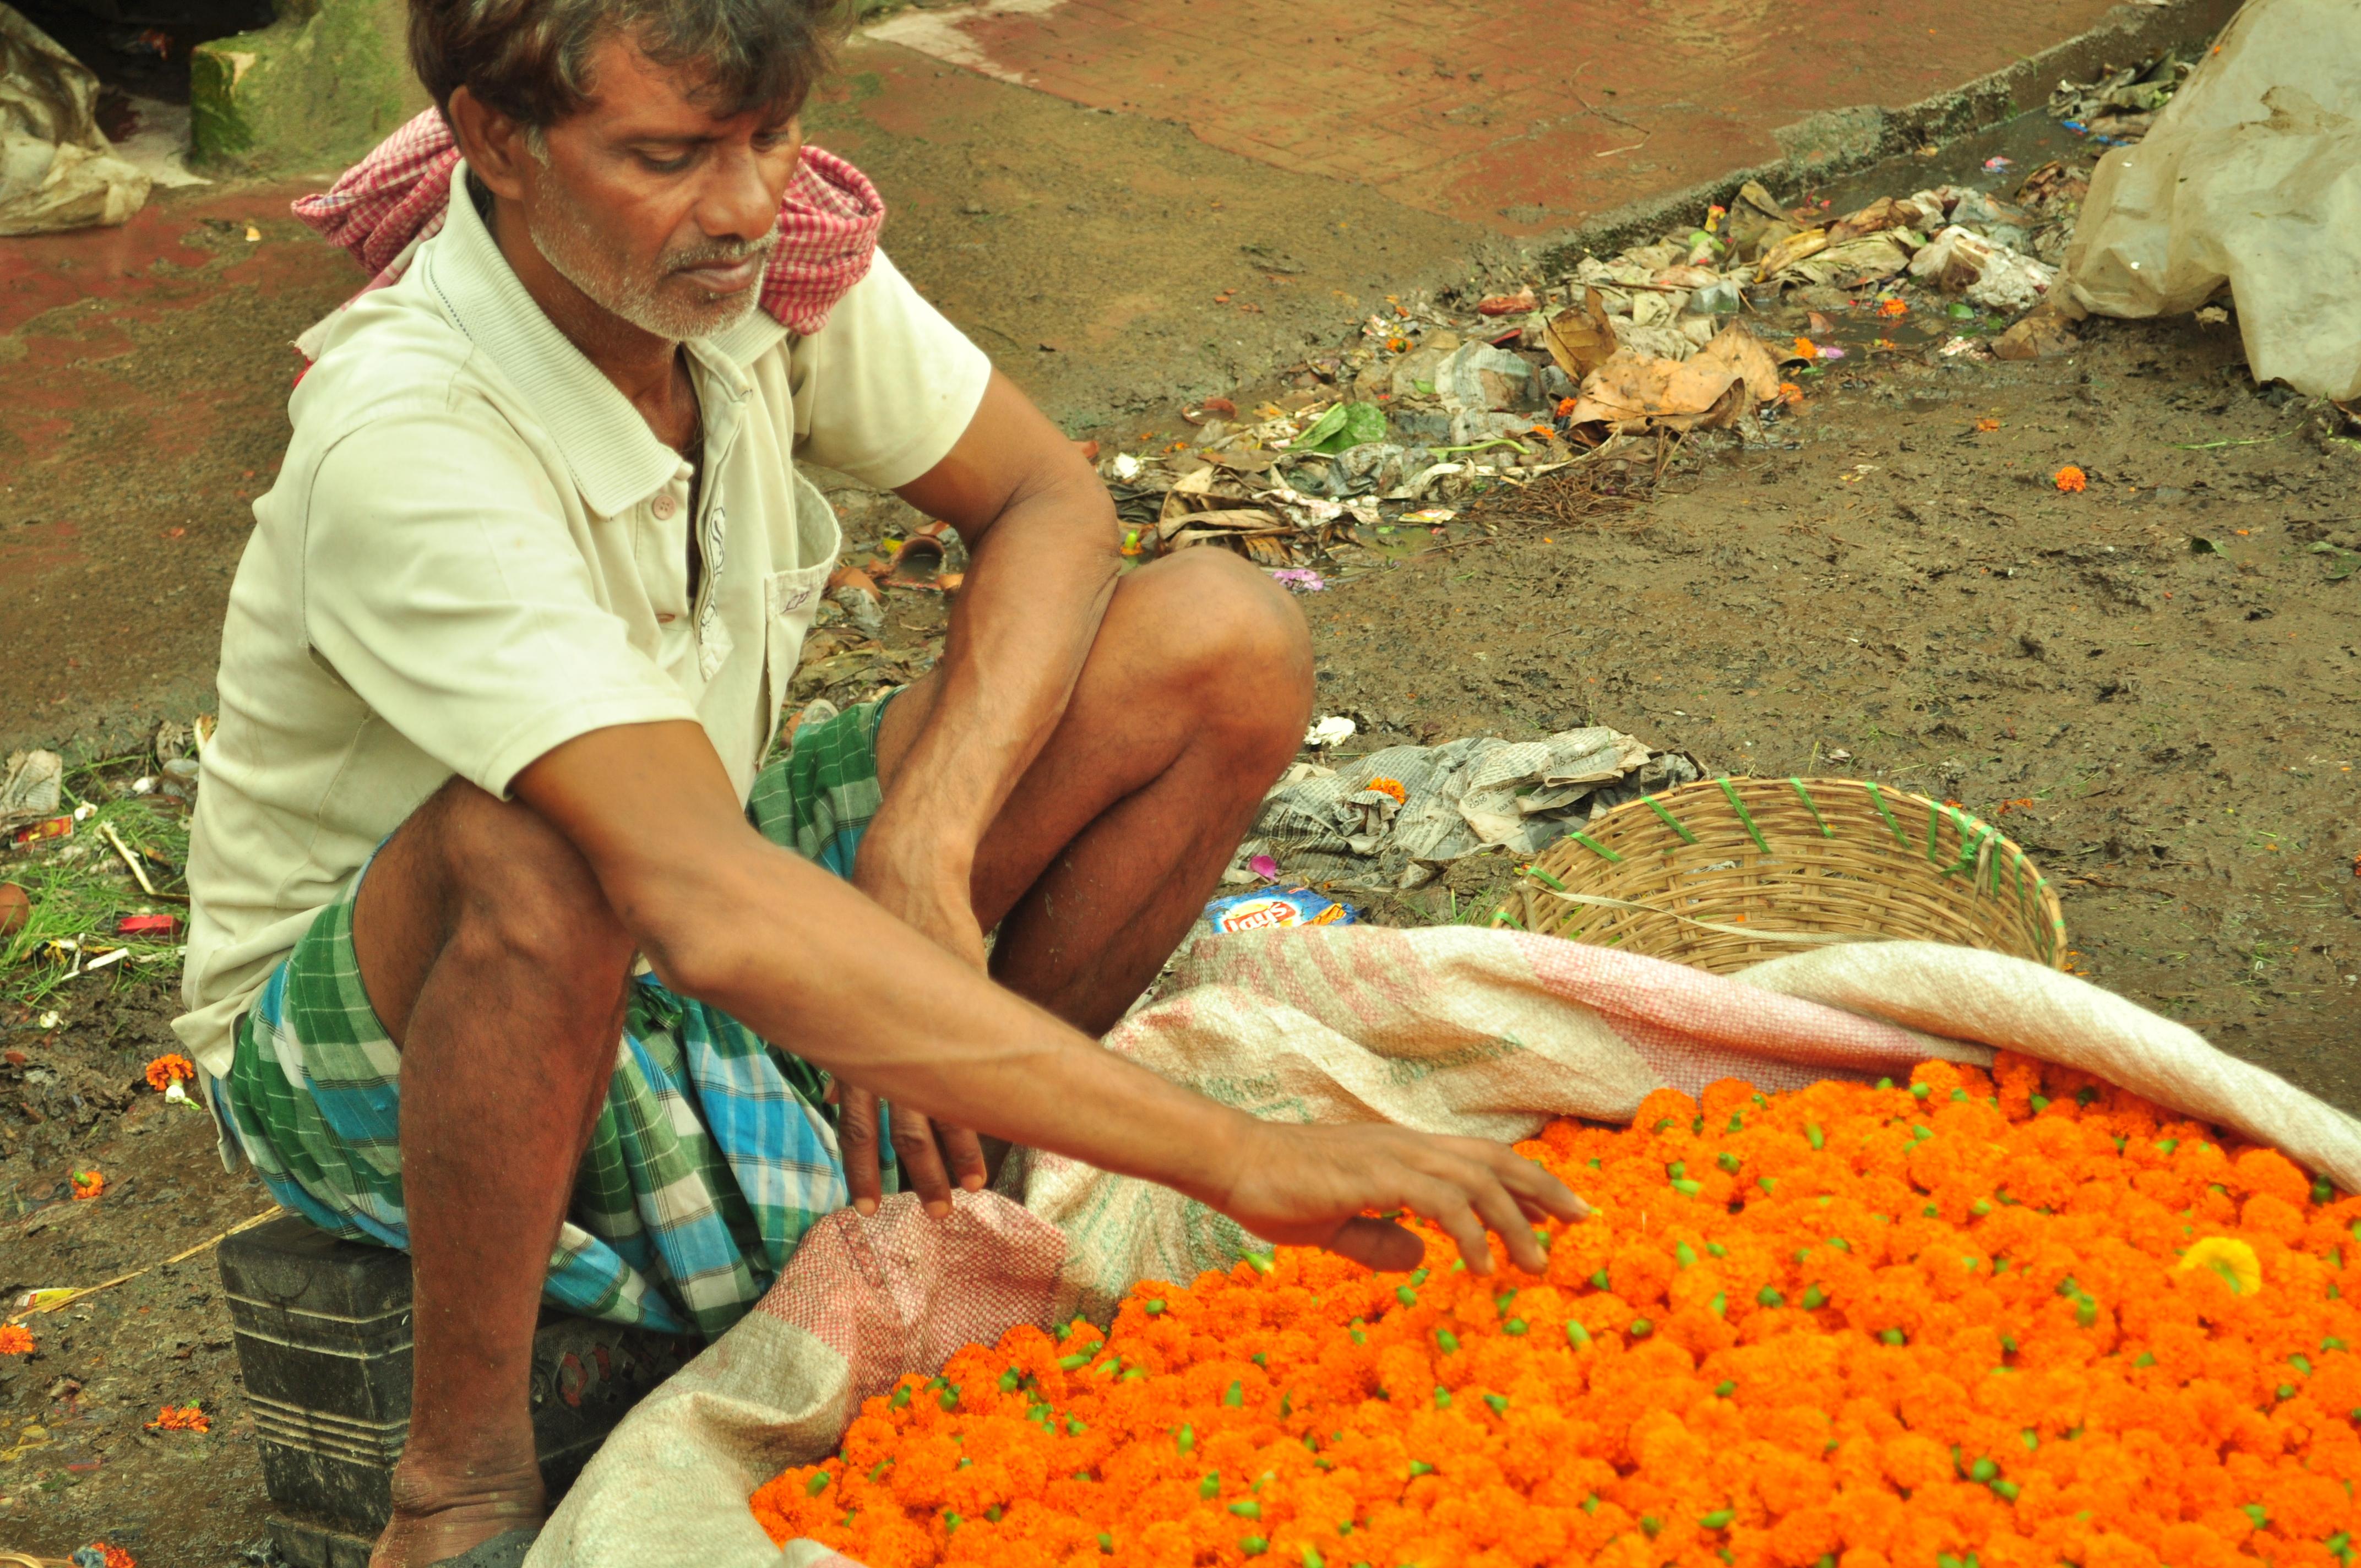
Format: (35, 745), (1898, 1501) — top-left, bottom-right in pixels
(1318, 1215), (1424, 1273)
(1399, 1174), (1494, 1277)
(890, 1107), (956, 1216)
(839, 1085), (884, 1216)
(1490, 1146), (1590, 1222)
(1463, 1169), (1548, 1275)
(940, 1124), (990, 1193)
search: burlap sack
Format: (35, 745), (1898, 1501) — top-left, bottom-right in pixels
(529, 928), (2361, 1567)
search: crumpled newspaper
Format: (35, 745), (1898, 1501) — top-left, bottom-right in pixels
(1237, 727), (1701, 889)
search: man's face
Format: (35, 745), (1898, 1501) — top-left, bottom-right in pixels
(518, 37), (803, 342)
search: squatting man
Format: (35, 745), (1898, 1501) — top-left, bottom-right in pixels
(174, 0), (1586, 1562)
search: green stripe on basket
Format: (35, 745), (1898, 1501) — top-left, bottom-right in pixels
(1924, 795), (1941, 864)
(1934, 805), (1985, 879)
(1863, 781), (1907, 845)
(1642, 793), (1698, 845)
(1788, 778), (1834, 839)
(1716, 777), (1770, 855)
(1564, 830), (1623, 864)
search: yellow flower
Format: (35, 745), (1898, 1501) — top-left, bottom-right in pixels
(2178, 1236), (2261, 1295)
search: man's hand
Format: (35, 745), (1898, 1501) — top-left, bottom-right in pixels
(832, 1081), (988, 1217)
(1214, 1121), (1589, 1276)
(840, 837), (991, 1215)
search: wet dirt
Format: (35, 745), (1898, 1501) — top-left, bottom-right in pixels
(1, 977), (279, 1565)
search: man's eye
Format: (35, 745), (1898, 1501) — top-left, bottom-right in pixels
(637, 150), (695, 173)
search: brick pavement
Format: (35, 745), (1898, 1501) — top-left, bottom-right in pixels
(868, 0), (2130, 235)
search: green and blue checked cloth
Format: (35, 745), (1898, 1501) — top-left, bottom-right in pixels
(210, 699), (897, 1340)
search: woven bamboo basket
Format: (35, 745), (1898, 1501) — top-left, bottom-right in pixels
(1495, 776), (2067, 973)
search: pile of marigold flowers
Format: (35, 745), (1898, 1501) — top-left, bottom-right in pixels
(754, 1054), (2361, 1568)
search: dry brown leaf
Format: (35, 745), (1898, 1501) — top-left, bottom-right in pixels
(1825, 195), (1930, 242)
(1156, 507), (1288, 543)
(1993, 301), (2081, 361)
(1755, 227), (1831, 278)
(1563, 323), (1783, 433)
(1542, 287), (1619, 383)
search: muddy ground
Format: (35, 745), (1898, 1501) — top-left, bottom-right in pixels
(8, 156), (2361, 1568)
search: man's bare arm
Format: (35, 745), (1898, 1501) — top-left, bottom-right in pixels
(833, 371), (1122, 1207)
(513, 722), (1584, 1275)
(868, 369), (1120, 917)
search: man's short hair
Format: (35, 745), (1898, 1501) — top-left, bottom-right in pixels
(410, 0), (842, 129)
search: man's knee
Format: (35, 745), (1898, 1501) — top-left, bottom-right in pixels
(1126, 549), (1314, 744)
(414, 779), (634, 987)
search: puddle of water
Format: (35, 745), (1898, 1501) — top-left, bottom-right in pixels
(1800, 111), (2103, 214)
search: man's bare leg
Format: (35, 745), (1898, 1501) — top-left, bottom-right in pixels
(347, 783), (638, 1568)
(879, 549), (1315, 1032)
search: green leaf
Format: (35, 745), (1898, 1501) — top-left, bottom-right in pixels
(2311, 541), (2361, 581)
(1293, 401), (1389, 454)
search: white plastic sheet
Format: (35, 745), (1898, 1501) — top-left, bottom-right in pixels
(2064, 0), (2361, 398)
(0, 3), (149, 236)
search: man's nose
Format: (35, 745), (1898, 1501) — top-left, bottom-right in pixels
(698, 143), (793, 242)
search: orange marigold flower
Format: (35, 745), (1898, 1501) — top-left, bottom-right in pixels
(1876, 298), (1910, 318)
(1365, 777), (1407, 805)
(145, 1053), (195, 1092)
(146, 1404), (210, 1433)
(755, 1054), (2361, 1565)
(2055, 465), (2088, 493)
(0, 1324), (32, 1354)
(70, 1167), (104, 1200)
(87, 1547), (136, 1568)
(1975, 418), (2001, 432)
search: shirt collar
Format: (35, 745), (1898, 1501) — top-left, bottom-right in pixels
(418, 165), (790, 518)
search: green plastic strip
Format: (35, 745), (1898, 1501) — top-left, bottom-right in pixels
(1642, 793), (1698, 845)
(1924, 796), (1941, 864)
(1565, 831), (1624, 865)
(1717, 777), (1770, 855)
(1933, 805), (1986, 879)
(1863, 782), (1907, 846)
(1788, 778), (1834, 838)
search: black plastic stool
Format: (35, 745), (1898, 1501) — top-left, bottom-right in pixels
(218, 1216), (689, 1564)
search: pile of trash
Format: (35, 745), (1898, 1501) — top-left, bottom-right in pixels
(1087, 44), (2221, 578)
(1226, 721), (1700, 892)
(1097, 168), (2101, 573)
(2049, 50), (2196, 146)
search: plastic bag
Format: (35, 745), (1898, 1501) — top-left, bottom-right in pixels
(2064, 0), (2361, 398)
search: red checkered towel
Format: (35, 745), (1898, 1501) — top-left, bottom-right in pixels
(289, 108), (886, 340)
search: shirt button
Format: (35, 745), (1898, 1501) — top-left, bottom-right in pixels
(651, 494), (678, 520)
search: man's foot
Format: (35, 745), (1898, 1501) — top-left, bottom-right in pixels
(369, 1467), (545, 1568)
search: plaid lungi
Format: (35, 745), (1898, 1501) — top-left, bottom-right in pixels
(211, 699), (896, 1340)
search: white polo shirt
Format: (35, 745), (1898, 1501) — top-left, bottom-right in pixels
(174, 170), (991, 1079)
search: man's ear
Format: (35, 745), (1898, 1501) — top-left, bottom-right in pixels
(446, 86), (535, 203)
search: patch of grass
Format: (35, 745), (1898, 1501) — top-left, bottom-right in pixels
(3, 759), (190, 1014)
